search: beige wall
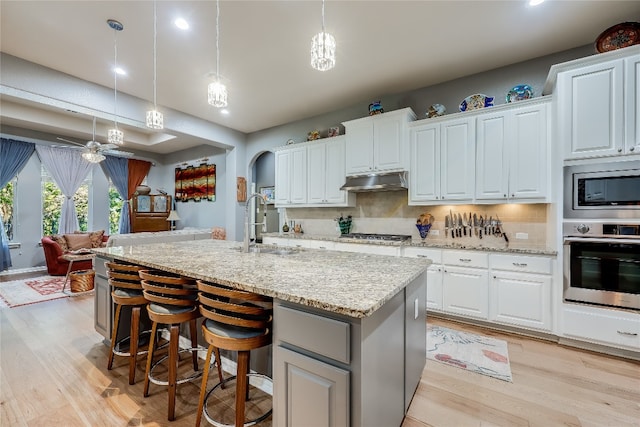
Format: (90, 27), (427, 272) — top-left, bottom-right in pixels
(283, 191), (551, 250)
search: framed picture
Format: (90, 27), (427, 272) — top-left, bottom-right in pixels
(260, 186), (275, 204)
(136, 195), (151, 212)
(153, 195), (167, 212)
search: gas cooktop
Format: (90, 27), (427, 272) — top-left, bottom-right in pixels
(340, 233), (412, 242)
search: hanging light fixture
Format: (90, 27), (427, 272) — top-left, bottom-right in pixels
(146, 0), (164, 129)
(107, 19), (124, 145)
(83, 118), (106, 164)
(310, 0), (336, 71)
(207, 0), (228, 108)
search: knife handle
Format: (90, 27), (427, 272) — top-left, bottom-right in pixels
(479, 229), (482, 239)
(451, 229), (455, 239)
(504, 233), (509, 243)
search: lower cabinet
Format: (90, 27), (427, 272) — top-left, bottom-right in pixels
(426, 265), (443, 311)
(94, 255), (112, 339)
(442, 266), (489, 320)
(274, 346), (349, 427)
(490, 271), (551, 331)
(562, 305), (640, 351)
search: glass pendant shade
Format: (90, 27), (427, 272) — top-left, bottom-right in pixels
(311, 31), (336, 71)
(107, 128), (124, 145)
(146, 109), (164, 129)
(82, 151), (106, 163)
(208, 81), (228, 107)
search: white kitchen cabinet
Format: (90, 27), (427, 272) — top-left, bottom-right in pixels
(625, 54), (640, 153)
(343, 108), (416, 175)
(558, 58), (625, 159)
(307, 136), (355, 207)
(441, 250), (489, 320)
(275, 146), (307, 206)
(562, 305), (640, 352)
(476, 101), (549, 202)
(332, 241), (402, 257)
(409, 117), (475, 203)
(403, 247), (443, 311)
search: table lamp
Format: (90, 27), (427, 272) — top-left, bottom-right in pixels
(167, 210), (180, 230)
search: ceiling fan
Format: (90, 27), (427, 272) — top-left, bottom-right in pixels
(56, 117), (133, 162)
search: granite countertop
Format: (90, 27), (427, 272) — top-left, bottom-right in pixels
(93, 239), (430, 319)
(263, 233), (558, 256)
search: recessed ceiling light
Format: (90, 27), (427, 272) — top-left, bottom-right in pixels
(175, 18), (189, 30)
(220, 109), (229, 115)
(529, 0), (544, 6)
(114, 67), (126, 75)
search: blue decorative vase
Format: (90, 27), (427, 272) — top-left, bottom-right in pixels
(416, 223), (432, 240)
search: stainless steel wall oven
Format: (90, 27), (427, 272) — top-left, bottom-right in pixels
(563, 222), (640, 311)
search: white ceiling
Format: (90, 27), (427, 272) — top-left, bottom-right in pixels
(1, 1), (640, 154)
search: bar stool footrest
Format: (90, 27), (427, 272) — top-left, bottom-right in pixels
(113, 329), (154, 357)
(148, 348), (203, 386)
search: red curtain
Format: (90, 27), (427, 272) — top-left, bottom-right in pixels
(127, 159), (152, 199)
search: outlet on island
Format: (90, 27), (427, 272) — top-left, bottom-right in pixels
(515, 232), (529, 240)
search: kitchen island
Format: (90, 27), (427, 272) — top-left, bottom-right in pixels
(92, 239), (430, 427)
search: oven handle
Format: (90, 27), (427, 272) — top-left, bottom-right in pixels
(563, 237), (640, 245)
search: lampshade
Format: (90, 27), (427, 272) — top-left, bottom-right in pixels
(107, 128), (124, 145)
(146, 109), (164, 129)
(166, 210), (181, 221)
(82, 151), (106, 164)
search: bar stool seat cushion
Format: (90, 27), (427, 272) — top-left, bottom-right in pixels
(149, 302), (196, 315)
(203, 318), (266, 339)
(113, 288), (144, 298)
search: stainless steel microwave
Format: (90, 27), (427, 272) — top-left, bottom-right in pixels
(564, 160), (640, 220)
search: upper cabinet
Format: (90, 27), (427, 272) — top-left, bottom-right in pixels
(476, 101), (549, 202)
(547, 46), (640, 160)
(307, 136), (355, 207)
(343, 108), (416, 175)
(275, 146), (307, 206)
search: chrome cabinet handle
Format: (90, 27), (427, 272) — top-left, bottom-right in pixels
(459, 258), (471, 262)
(618, 148), (623, 152)
(630, 147), (635, 152)
(617, 331), (638, 336)
(512, 262), (528, 267)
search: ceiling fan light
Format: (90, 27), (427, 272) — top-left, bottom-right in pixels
(82, 151), (106, 163)
(107, 128), (124, 145)
(311, 31), (336, 71)
(146, 109), (164, 129)
(208, 81), (228, 107)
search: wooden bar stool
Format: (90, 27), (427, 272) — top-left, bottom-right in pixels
(106, 261), (149, 385)
(139, 269), (201, 421)
(196, 280), (273, 427)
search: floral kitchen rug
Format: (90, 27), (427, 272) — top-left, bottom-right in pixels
(427, 324), (513, 382)
(0, 275), (68, 308)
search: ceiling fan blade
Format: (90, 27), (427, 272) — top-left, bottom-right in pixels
(56, 137), (85, 147)
(103, 149), (134, 158)
(99, 143), (118, 151)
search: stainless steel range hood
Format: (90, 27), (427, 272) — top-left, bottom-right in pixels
(340, 171), (408, 192)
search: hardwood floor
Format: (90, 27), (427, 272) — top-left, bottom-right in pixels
(1, 296), (638, 427)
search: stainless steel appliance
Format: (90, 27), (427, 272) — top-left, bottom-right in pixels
(340, 233), (411, 242)
(564, 160), (640, 219)
(563, 221), (640, 310)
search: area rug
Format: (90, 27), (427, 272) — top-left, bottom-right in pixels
(427, 325), (513, 382)
(0, 275), (68, 308)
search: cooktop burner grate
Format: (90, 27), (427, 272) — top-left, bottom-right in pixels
(340, 233), (412, 242)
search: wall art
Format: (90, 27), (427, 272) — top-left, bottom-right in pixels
(175, 162), (216, 202)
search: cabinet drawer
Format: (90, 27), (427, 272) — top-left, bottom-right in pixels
(442, 250), (488, 268)
(403, 247), (442, 263)
(333, 242), (400, 256)
(276, 305), (350, 364)
(490, 254), (552, 274)
(563, 307), (640, 351)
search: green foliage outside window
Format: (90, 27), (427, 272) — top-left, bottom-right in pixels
(109, 186), (124, 235)
(42, 182), (89, 236)
(1, 181), (14, 240)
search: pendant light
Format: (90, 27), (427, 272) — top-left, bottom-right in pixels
(207, 0), (228, 107)
(310, 0), (336, 71)
(83, 117), (106, 164)
(146, 0), (164, 129)
(107, 19), (124, 145)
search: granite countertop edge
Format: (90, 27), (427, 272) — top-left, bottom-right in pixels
(263, 233), (558, 256)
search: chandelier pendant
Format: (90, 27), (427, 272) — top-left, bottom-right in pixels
(146, 110), (164, 129)
(208, 0), (228, 108)
(108, 19), (125, 145)
(311, 0), (335, 71)
(146, 1), (164, 129)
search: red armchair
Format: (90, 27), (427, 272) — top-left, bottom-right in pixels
(41, 233), (109, 276)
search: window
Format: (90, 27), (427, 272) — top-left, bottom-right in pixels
(41, 166), (91, 236)
(108, 184), (124, 235)
(0, 178), (16, 241)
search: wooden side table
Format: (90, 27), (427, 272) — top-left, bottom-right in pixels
(61, 253), (96, 295)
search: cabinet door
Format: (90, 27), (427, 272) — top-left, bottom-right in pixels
(442, 265), (488, 319)
(374, 113), (405, 172)
(94, 270), (111, 339)
(307, 142), (327, 204)
(409, 124), (440, 203)
(289, 147), (307, 204)
(275, 150), (292, 205)
(490, 271), (551, 331)
(345, 120), (374, 175)
(440, 118), (475, 201)
(559, 59), (624, 159)
(476, 112), (509, 200)
(625, 54), (640, 154)
(274, 346), (349, 427)
(426, 265), (443, 311)
(324, 137), (348, 204)
(509, 104), (548, 200)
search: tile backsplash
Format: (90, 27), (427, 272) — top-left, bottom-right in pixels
(283, 191), (552, 250)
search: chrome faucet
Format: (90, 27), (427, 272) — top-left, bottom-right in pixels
(243, 193), (268, 253)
